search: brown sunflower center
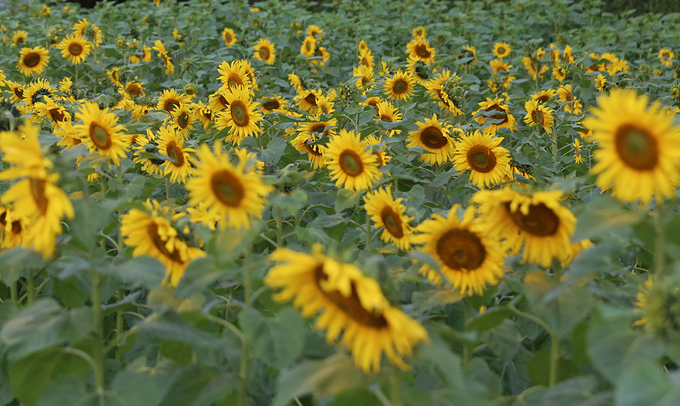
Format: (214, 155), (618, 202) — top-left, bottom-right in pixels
(506, 202), (559, 236)
(305, 41), (311, 51)
(230, 101), (249, 126)
(166, 141), (185, 167)
(436, 229), (486, 271)
(304, 139), (323, 156)
(536, 94), (550, 102)
(24, 53), (41, 68)
(49, 108), (67, 122)
(310, 123), (326, 134)
(393, 79), (408, 94)
(30, 178), (48, 215)
(261, 99), (280, 111)
(420, 126), (448, 149)
(486, 105), (508, 124)
(531, 109), (545, 125)
(147, 223), (183, 263)
(0, 211), (6, 227)
(615, 124), (659, 171)
(361, 76), (371, 87)
(380, 206), (404, 238)
(228, 73), (244, 88)
(210, 169), (245, 207)
(415, 44), (431, 59)
(259, 47), (270, 60)
(11, 220), (22, 235)
(304, 93), (317, 107)
(314, 266), (388, 328)
(89, 123), (112, 149)
(218, 95), (229, 109)
(498, 47), (506, 55)
(126, 84), (142, 98)
(17, 38), (25, 45)
(13, 87), (24, 99)
(467, 145), (497, 173)
(177, 112), (189, 129)
(339, 150), (364, 177)
(164, 100), (180, 113)
(224, 33), (232, 42)
(69, 43), (83, 56)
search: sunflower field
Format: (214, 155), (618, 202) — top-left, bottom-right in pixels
(2, 0), (680, 404)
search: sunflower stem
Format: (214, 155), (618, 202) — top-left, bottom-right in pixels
(91, 269), (106, 395)
(509, 304), (558, 387)
(238, 247), (253, 406)
(462, 300), (472, 371)
(275, 207), (283, 248)
(27, 269), (35, 305)
(10, 282), (17, 303)
(390, 368), (403, 406)
(552, 130), (558, 163)
(655, 203), (666, 275)
(116, 288), (125, 362)
(365, 211), (371, 246)
(165, 177), (170, 200)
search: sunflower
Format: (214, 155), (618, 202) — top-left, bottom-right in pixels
(153, 40), (174, 75)
(358, 39), (369, 53)
(214, 86), (262, 146)
(107, 67), (122, 87)
(265, 245), (429, 372)
(362, 135), (391, 168)
(299, 118), (337, 139)
(121, 200), (204, 286)
(412, 26), (426, 39)
(659, 48), (675, 67)
(222, 27), (237, 47)
(384, 70), (415, 101)
(524, 100), (555, 133)
(490, 59), (511, 75)
(6, 81), (25, 104)
(453, 130), (511, 188)
(459, 45), (477, 66)
(156, 126), (194, 184)
(473, 98), (517, 132)
(295, 89), (322, 113)
(358, 49), (375, 70)
(301, 36), (316, 58)
(553, 65), (567, 82)
(75, 102), (128, 166)
(253, 38), (276, 64)
(17, 46), (49, 77)
(73, 18), (102, 47)
(289, 72), (307, 94)
(375, 100), (402, 124)
(582, 89), (680, 204)
(11, 30), (27, 47)
(306, 24), (323, 38)
(633, 276), (680, 342)
(209, 91), (230, 113)
(407, 113), (455, 165)
(186, 141), (270, 230)
(22, 78), (53, 109)
(414, 205), (505, 296)
(324, 129), (380, 191)
(133, 130), (164, 176)
(57, 34), (92, 65)
(522, 56), (548, 80)
(531, 89), (556, 103)
(471, 189), (576, 267)
(595, 74), (607, 92)
(0, 206), (28, 250)
(166, 103), (195, 138)
(492, 42), (511, 59)
(259, 95), (287, 113)
(557, 85), (581, 113)
(364, 187), (413, 250)
(573, 138), (584, 164)
(124, 82), (144, 98)
(217, 60), (252, 90)
(34, 96), (71, 127)
(563, 45), (574, 64)
(316, 94), (335, 115)
(157, 89), (189, 113)
(292, 133), (325, 168)
(407, 38), (435, 64)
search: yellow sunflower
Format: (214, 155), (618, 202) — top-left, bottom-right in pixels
(57, 34), (92, 65)
(384, 70), (415, 101)
(358, 39), (369, 53)
(259, 95), (287, 113)
(217, 60), (252, 90)
(582, 89), (680, 204)
(167, 103), (195, 137)
(364, 187), (414, 251)
(595, 74), (607, 92)
(492, 42), (511, 59)
(214, 86), (262, 146)
(563, 45), (574, 64)
(324, 129), (380, 191)
(156, 126), (193, 184)
(414, 205), (505, 296)
(353, 65), (374, 90)
(34, 96), (71, 127)
(132, 129), (164, 177)
(301, 36), (317, 58)
(265, 245), (429, 373)
(490, 59), (511, 75)
(557, 85), (582, 114)
(407, 113), (455, 165)
(17, 46), (50, 77)
(299, 118), (337, 139)
(222, 27), (237, 47)
(292, 133), (325, 168)
(22, 78), (54, 109)
(121, 200), (204, 286)
(209, 91), (230, 113)
(306, 24), (323, 38)
(453, 130), (511, 188)
(0, 206), (28, 250)
(473, 98), (517, 132)
(310, 46), (330, 68)
(73, 18), (102, 47)
(406, 38), (435, 64)
(659, 48), (675, 67)
(253, 38), (276, 64)
(531, 89), (556, 103)
(471, 189), (577, 267)
(524, 100), (555, 133)
(362, 135), (391, 168)
(522, 56), (548, 80)
(553, 65), (567, 82)
(295, 89), (322, 113)
(358, 49), (375, 70)
(157, 89), (189, 113)
(11, 30), (27, 47)
(412, 26), (426, 39)
(186, 141), (270, 230)
(75, 102), (128, 166)
(6, 80), (25, 104)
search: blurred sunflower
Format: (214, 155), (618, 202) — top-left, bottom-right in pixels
(295, 89), (322, 113)
(474, 97), (517, 132)
(362, 135), (391, 168)
(157, 89), (189, 113)
(17, 46), (50, 77)
(57, 34), (92, 65)
(253, 38), (276, 64)
(531, 89), (556, 102)
(6, 81), (25, 103)
(407, 113), (455, 165)
(634, 276), (680, 342)
(259, 95), (287, 113)
(364, 187), (414, 250)
(384, 70), (415, 101)
(73, 18), (102, 47)
(324, 129), (380, 191)
(301, 36), (316, 58)
(307, 24), (323, 38)
(492, 42), (511, 59)
(11, 30), (27, 47)
(407, 38), (435, 64)
(412, 26), (426, 38)
(292, 133), (325, 168)
(75, 102), (128, 166)
(168, 103), (195, 137)
(453, 130), (511, 188)
(265, 245), (429, 372)
(490, 59), (511, 75)
(0, 206), (28, 250)
(222, 27), (237, 47)
(358, 49), (375, 70)
(557, 85), (582, 113)
(34, 96), (71, 127)
(353, 65), (374, 90)
(156, 126), (193, 184)
(214, 86), (262, 145)
(524, 100), (555, 133)
(553, 65), (567, 82)
(658, 48), (675, 67)
(23, 78), (54, 109)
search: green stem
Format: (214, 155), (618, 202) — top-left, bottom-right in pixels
(100, 176), (107, 202)
(27, 269), (35, 305)
(509, 305), (558, 387)
(91, 270), (105, 394)
(116, 288), (125, 362)
(238, 248), (253, 406)
(655, 203), (666, 275)
(10, 282), (17, 303)
(390, 369), (402, 406)
(365, 212), (371, 246)
(165, 178), (170, 200)
(552, 130), (558, 163)
(275, 207), (283, 248)
(462, 300), (472, 371)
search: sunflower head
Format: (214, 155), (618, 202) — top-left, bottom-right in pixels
(384, 70), (415, 101)
(453, 130), (512, 187)
(17, 46), (50, 77)
(324, 129), (380, 191)
(635, 276), (680, 342)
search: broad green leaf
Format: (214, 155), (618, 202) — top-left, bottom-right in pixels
(526, 346), (579, 386)
(239, 307), (305, 368)
(111, 371), (164, 406)
(616, 361), (680, 406)
(38, 376), (86, 406)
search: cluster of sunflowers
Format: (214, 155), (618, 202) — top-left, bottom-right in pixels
(2, 0), (680, 404)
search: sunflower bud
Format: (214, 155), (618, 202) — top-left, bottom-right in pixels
(251, 18), (261, 29)
(672, 84), (680, 101)
(182, 59), (193, 70)
(115, 37), (126, 49)
(184, 84), (197, 97)
(129, 27), (140, 39)
(637, 277), (680, 343)
(640, 64), (651, 74)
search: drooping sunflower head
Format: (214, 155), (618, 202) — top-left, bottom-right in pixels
(407, 113), (455, 165)
(383, 70), (415, 101)
(453, 130), (512, 188)
(57, 34), (92, 65)
(17, 46), (50, 77)
(492, 42), (511, 59)
(253, 38), (276, 64)
(306, 24), (323, 38)
(222, 27), (237, 47)
(324, 129), (380, 191)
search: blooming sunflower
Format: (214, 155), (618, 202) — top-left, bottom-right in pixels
(121, 200), (204, 286)
(132, 130), (164, 176)
(353, 65), (374, 90)
(573, 138), (584, 164)
(265, 245), (429, 372)
(490, 60), (511, 75)
(412, 27), (426, 39)
(358, 39), (369, 53)
(531, 89), (556, 103)
(34, 96), (71, 127)
(11, 30), (27, 47)
(414, 205), (505, 296)
(222, 27), (237, 47)
(453, 130), (511, 188)
(6, 81), (25, 104)
(384, 70), (415, 101)
(358, 49), (375, 70)
(301, 36), (316, 58)
(156, 126), (193, 184)
(75, 102), (128, 166)
(214, 86), (262, 145)
(306, 24), (323, 38)
(473, 97), (517, 132)
(407, 38), (435, 64)
(362, 135), (391, 168)
(157, 89), (189, 114)
(364, 187), (414, 251)
(17, 46), (49, 77)
(0, 206), (28, 250)
(73, 18), (102, 47)
(186, 141), (270, 230)
(471, 189), (576, 267)
(299, 118), (337, 139)
(253, 38), (276, 64)
(522, 56), (548, 81)
(563, 45), (574, 64)
(324, 129), (380, 191)
(209, 91), (230, 113)
(595, 74), (607, 92)
(659, 48), (675, 67)
(407, 113), (455, 165)
(22, 78), (54, 109)
(259, 95), (287, 113)
(217, 60), (252, 90)
(295, 89), (322, 113)
(582, 89), (680, 204)
(292, 133), (325, 168)
(557, 85), (581, 113)
(167, 103), (195, 137)
(524, 100), (555, 133)
(492, 42), (511, 59)
(553, 65), (567, 82)
(310, 46), (331, 68)
(57, 34), (92, 65)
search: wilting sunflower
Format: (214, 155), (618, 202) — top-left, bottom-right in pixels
(364, 187), (414, 250)
(157, 89), (189, 113)
(214, 86), (262, 145)
(407, 38), (435, 64)
(11, 30), (27, 47)
(384, 70), (415, 101)
(265, 245), (429, 372)
(414, 205), (505, 296)
(222, 27), (237, 47)
(473, 97), (517, 132)
(17, 46), (50, 77)
(156, 126), (193, 184)
(217, 60), (252, 89)
(453, 130), (511, 188)
(659, 48), (675, 67)
(353, 65), (374, 90)
(492, 42), (511, 59)
(259, 95), (287, 113)
(324, 129), (380, 191)
(186, 141), (270, 230)
(407, 113), (455, 165)
(301, 36), (316, 58)
(167, 103), (195, 137)
(472, 189), (576, 267)
(57, 34), (92, 65)
(253, 38), (276, 64)
(490, 59), (512, 75)
(524, 100), (555, 133)
(75, 102), (128, 166)
(582, 89), (680, 204)
(121, 200), (204, 286)
(292, 133), (325, 168)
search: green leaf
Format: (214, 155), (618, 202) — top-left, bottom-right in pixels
(573, 195), (644, 241)
(269, 190), (309, 217)
(412, 289), (463, 312)
(334, 189), (363, 212)
(52, 277), (88, 308)
(101, 256), (166, 289)
(239, 307), (305, 368)
(9, 348), (90, 406)
(616, 361), (680, 406)
(1, 299), (94, 362)
(111, 371), (164, 406)
(483, 319), (522, 363)
(327, 388), (382, 406)
(158, 364), (237, 406)
(465, 307), (515, 333)
(526, 346), (579, 386)
(38, 376), (86, 406)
